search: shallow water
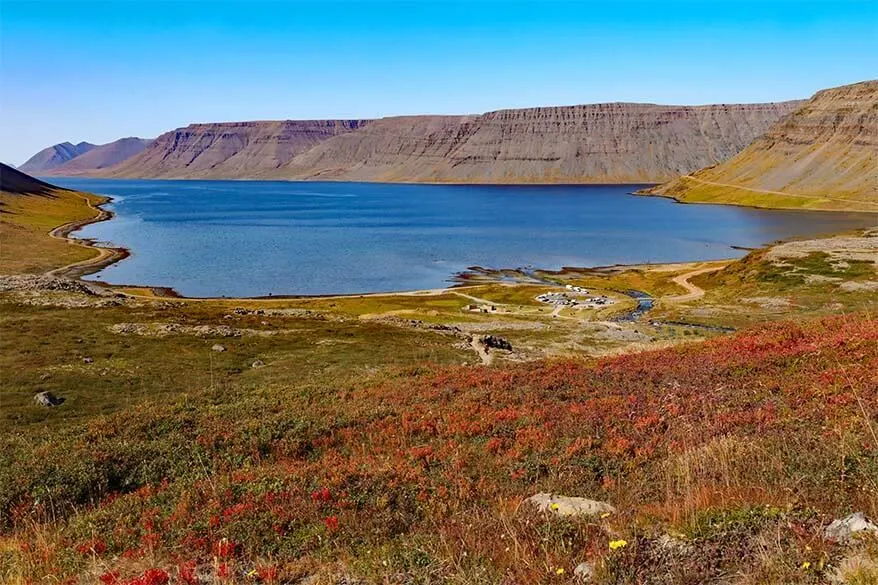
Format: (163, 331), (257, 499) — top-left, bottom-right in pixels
(50, 178), (875, 297)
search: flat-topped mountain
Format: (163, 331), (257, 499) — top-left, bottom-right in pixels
(279, 102), (803, 183)
(103, 120), (370, 179)
(645, 80), (878, 211)
(19, 142), (96, 174)
(41, 138), (153, 177)
(88, 101), (801, 183)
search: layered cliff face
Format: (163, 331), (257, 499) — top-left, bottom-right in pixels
(646, 81), (878, 212)
(104, 120), (370, 178)
(280, 102), (803, 183)
(41, 138), (153, 176)
(84, 100), (801, 183)
(19, 142), (96, 174)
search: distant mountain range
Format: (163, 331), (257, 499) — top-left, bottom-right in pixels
(18, 141), (97, 174)
(15, 80), (877, 210)
(19, 138), (153, 176)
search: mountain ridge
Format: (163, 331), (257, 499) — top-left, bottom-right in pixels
(41, 138), (154, 177)
(19, 142), (96, 174)
(89, 100), (802, 183)
(643, 80), (878, 211)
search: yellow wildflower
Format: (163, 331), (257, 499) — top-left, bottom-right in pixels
(551, 503), (560, 510)
(600, 512), (611, 519)
(609, 539), (628, 550)
(801, 561), (811, 570)
(555, 568), (565, 575)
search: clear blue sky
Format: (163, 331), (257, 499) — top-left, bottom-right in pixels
(1, 0), (875, 165)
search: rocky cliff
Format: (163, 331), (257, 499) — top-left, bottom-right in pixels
(103, 120), (370, 178)
(278, 102), (803, 183)
(41, 138), (153, 176)
(19, 142), (96, 174)
(645, 81), (878, 212)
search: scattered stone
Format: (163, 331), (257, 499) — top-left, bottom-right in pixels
(0, 275), (104, 295)
(525, 493), (617, 518)
(825, 512), (878, 543)
(39, 373), (51, 381)
(211, 344), (226, 352)
(251, 359), (265, 368)
(573, 562), (594, 582)
(82, 357), (94, 364)
(34, 391), (64, 407)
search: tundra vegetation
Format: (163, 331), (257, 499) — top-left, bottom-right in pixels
(1, 183), (876, 584)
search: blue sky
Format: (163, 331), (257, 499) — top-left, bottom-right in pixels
(1, 0), (875, 165)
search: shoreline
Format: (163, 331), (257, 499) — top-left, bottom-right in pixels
(40, 185), (868, 304)
(633, 180), (878, 214)
(44, 192), (131, 280)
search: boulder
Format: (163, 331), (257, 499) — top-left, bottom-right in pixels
(34, 391), (64, 407)
(252, 359), (265, 368)
(82, 357), (94, 364)
(211, 344), (226, 352)
(525, 493), (616, 518)
(825, 512), (878, 543)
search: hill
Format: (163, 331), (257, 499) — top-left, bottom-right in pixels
(278, 101), (803, 183)
(0, 162), (63, 195)
(41, 137), (153, 176)
(18, 141), (96, 174)
(102, 120), (370, 178)
(644, 80), (878, 212)
(0, 164), (111, 274)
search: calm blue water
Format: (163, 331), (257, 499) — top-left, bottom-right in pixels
(49, 179), (876, 297)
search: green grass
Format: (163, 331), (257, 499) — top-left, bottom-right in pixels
(0, 189), (107, 274)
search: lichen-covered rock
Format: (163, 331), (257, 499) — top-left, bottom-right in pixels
(525, 493), (616, 517)
(824, 512), (878, 543)
(574, 562), (594, 582)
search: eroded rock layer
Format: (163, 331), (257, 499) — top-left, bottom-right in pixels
(646, 80), (877, 211)
(104, 120), (370, 179)
(279, 102), (803, 183)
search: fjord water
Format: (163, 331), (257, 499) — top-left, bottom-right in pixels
(55, 179), (875, 297)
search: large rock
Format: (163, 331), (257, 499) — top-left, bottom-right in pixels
(824, 512), (878, 543)
(211, 344), (226, 352)
(525, 493), (616, 518)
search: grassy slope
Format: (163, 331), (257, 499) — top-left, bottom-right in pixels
(647, 175), (878, 213)
(0, 188), (107, 274)
(644, 80), (878, 213)
(1, 313), (876, 584)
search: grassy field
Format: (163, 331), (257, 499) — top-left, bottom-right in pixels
(0, 188), (108, 274)
(1, 186), (877, 583)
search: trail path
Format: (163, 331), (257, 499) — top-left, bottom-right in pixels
(680, 176), (878, 209)
(663, 264), (726, 303)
